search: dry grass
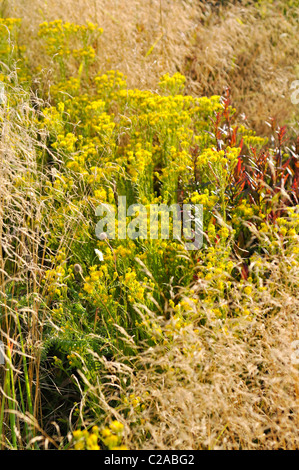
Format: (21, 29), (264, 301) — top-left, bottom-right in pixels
(6, 0), (199, 89)
(134, 308), (299, 449)
(5, 0), (299, 135)
(0, 76), (48, 446)
(1, 0), (299, 450)
(82, 255), (299, 450)
(185, 1), (299, 136)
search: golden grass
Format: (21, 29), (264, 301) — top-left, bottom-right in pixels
(0, 79), (48, 446)
(5, 0), (299, 135)
(1, 0), (299, 450)
(81, 253), (299, 449)
(6, 0), (198, 89)
(185, 1), (299, 136)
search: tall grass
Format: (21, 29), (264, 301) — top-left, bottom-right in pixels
(0, 1), (298, 450)
(5, 0), (299, 136)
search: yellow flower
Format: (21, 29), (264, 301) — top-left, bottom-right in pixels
(83, 283), (94, 294)
(103, 434), (119, 449)
(244, 286), (252, 295)
(109, 421), (124, 433)
(101, 428), (111, 438)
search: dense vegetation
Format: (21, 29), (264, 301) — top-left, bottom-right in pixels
(0, 0), (299, 450)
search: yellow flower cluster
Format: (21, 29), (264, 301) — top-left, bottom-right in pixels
(43, 248), (68, 299)
(0, 18), (23, 62)
(73, 427), (100, 450)
(159, 72), (186, 95)
(73, 421), (126, 450)
(243, 135), (268, 149)
(190, 189), (218, 209)
(0, 18), (22, 30)
(38, 20), (102, 62)
(52, 132), (77, 153)
(101, 421), (127, 450)
(95, 70), (127, 100)
(83, 265), (109, 295)
(120, 268), (146, 303)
